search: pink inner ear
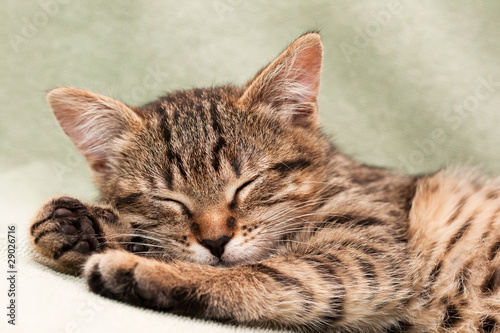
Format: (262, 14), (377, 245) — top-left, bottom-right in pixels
(286, 40), (322, 103)
(52, 100), (107, 158)
(54, 105), (111, 173)
(292, 46), (322, 103)
(239, 33), (323, 128)
(276, 36), (323, 126)
(47, 87), (142, 175)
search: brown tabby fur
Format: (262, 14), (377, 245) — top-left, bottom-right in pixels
(30, 33), (500, 332)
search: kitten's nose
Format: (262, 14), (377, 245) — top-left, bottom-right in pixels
(200, 234), (233, 258)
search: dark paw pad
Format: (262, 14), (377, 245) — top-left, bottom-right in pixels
(31, 197), (105, 260)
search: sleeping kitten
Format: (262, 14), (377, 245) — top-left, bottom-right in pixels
(30, 33), (500, 332)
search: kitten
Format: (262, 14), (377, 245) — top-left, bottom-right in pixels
(30, 33), (500, 332)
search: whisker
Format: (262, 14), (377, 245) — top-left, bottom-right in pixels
(104, 233), (162, 241)
(112, 241), (166, 249)
(260, 211), (355, 232)
(258, 198), (330, 226)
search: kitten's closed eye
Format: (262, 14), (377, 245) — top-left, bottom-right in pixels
(151, 196), (192, 217)
(230, 176), (260, 209)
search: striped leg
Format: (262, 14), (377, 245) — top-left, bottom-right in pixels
(83, 242), (415, 332)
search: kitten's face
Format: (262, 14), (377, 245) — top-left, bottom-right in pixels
(47, 33), (327, 267)
(102, 87), (330, 266)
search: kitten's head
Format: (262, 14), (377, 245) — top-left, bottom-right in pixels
(48, 33), (334, 266)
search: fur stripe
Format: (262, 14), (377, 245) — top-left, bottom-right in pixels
(446, 218), (472, 253)
(421, 261), (442, 301)
(209, 102), (222, 133)
(318, 185), (347, 201)
(479, 316), (498, 333)
(114, 193), (143, 209)
(339, 241), (383, 257)
(486, 190), (499, 200)
(315, 215), (385, 232)
(160, 114), (171, 144)
(130, 221), (163, 230)
(481, 267), (500, 295)
(231, 155), (242, 177)
(211, 137), (226, 172)
(429, 261), (443, 284)
(302, 256), (343, 285)
(441, 304), (462, 328)
(251, 263), (314, 315)
(162, 169), (174, 190)
(456, 263), (471, 295)
(489, 239), (500, 261)
(357, 257), (379, 299)
(446, 196), (467, 225)
(384, 320), (414, 333)
(167, 151), (187, 179)
(302, 257), (345, 324)
(270, 158), (312, 174)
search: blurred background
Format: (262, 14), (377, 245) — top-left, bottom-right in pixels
(1, 1), (500, 332)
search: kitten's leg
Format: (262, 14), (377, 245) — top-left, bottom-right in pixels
(30, 196), (127, 274)
(83, 249), (416, 332)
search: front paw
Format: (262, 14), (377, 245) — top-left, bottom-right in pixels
(83, 251), (206, 315)
(30, 197), (106, 267)
(84, 251), (160, 308)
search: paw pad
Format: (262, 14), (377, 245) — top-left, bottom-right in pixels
(31, 197), (105, 260)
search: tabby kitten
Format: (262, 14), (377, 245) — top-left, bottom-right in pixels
(30, 33), (500, 332)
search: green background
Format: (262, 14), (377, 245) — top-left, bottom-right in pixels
(1, 1), (500, 332)
(3, 1), (500, 205)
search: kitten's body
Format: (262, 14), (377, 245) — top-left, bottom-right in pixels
(30, 33), (500, 332)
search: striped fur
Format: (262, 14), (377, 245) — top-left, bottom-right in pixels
(30, 33), (500, 332)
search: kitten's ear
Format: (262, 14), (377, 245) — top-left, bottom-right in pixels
(239, 32), (323, 128)
(47, 87), (142, 174)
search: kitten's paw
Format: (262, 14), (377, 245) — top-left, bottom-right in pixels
(30, 197), (107, 267)
(84, 251), (159, 308)
(84, 251), (198, 313)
